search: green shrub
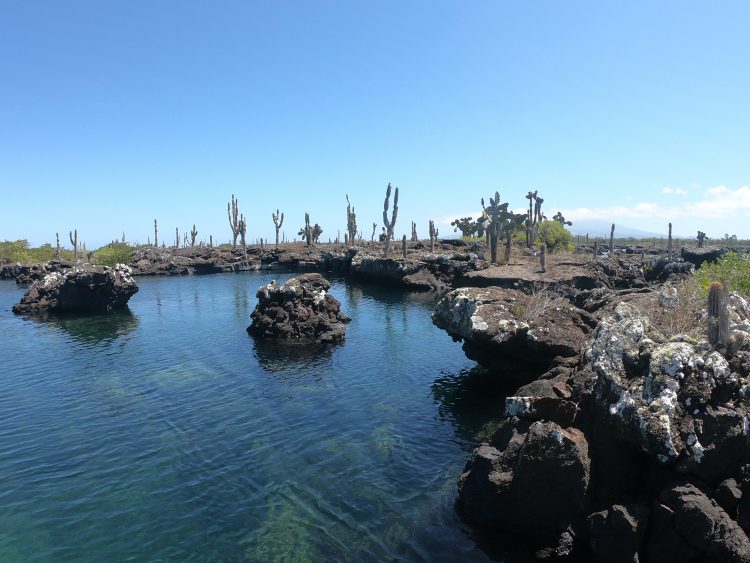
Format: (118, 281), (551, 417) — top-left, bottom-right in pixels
(537, 220), (574, 253)
(0, 240), (72, 263)
(91, 243), (135, 267)
(694, 251), (750, 295)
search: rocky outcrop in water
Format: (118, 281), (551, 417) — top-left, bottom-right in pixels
(432, 286), (595, 381)
(247, 273), (350, 342)
(12, 264), (139, 314)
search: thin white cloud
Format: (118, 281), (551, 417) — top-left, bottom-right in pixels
(563, 185), (750, 222)
(661, 186), (687, 196)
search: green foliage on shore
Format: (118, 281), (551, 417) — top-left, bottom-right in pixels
(694, 251), (750, 295)
(537, 220), (574, 253)
(0, 240), (73, 263)
(91, 243), (136, 267)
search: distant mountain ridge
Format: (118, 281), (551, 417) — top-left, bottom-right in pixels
(568, 219), (665, 239)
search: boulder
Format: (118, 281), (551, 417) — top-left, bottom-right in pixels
(587, 503), (650, 563)
(458, 419), (590, 543)
(12, 264), (139, 314)
(247, 273), (350, 342)
(648, 482), (750, 563)
(432, 286), (594, 381)
(681, 247), (728, 269)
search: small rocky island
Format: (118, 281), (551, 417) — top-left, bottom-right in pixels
(12, 264), (139, 314)
(247, 273), (350, 342)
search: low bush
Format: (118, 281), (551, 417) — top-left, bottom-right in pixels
(0, 239), (73, 263)
(91, 243), (135, 267)
(537, 220), (574, 253)
(694, 251), (750, 295)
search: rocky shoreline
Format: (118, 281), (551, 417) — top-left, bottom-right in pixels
(4, 241), (750, 560)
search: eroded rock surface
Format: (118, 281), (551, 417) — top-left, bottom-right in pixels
(458, 419), (590, 545)
(12, 264), (139, 314)
(432, 286), (595, 381)
(246, 273), (350, 342)
(649, 482), (750, 563)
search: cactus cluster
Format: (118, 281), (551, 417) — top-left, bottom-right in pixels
(481, 191), (526, 265)
(697, 231), (707, 248)
(451, 217), (474, 238)
(524, 190), (546, 247)
(552, 212), (572, 227)
(346, 195), (357, 247)
(228, 194), (247, 251)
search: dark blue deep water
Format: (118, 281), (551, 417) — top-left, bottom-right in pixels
(0, 273), (507, 562)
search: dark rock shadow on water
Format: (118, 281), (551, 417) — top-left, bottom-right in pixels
(336, 276), (442, 311)
(24, 308), (139, 344)
(251, 338), (341, 374)
(432, 366), (521, 447)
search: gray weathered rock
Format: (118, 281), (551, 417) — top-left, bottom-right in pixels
(432, 286), (594, 380)
(584, 302), (750, 484)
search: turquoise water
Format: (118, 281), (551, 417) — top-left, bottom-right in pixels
(0, 273), (506, 562)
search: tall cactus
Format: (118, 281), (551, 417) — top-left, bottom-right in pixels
(228, 194), (242, 248)
(175, 227), (179, 248)
(371, 222), (377, 243)
(239, 214), (247, 254)
(55, 233), (61, 259)
(707, 281), (729, 351)
(303, 213), (312, 247)
(668, 222), (673, 261)
(190, 224), (198, 247)
(402, 234), (407, 259)
(382, 183), (399, 256)
(429, 220), (438, 253)
(345, 195), (357, 247)
(272, 209), (284, 248)
(69, 229), (78, 260)
(411, 221), (418, 242)
(609, 223), (615, 253)
(540, 243), (547, 273)
(154, 219), (159, 247)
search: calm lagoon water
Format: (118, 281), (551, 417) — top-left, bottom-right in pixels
(0, 273), (508, 562)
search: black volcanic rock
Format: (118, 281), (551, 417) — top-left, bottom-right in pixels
(247, 273), (350, 342)
(12, 264), (139, 314)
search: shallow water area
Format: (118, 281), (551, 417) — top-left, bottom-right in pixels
(0, 273), (506, 561)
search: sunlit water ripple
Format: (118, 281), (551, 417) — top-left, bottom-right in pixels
(0, 273), (508, 562)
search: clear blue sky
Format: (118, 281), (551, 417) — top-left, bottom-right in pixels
(2, 1), (749, 247)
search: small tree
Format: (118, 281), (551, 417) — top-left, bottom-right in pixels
(451, 217), (474, 238)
